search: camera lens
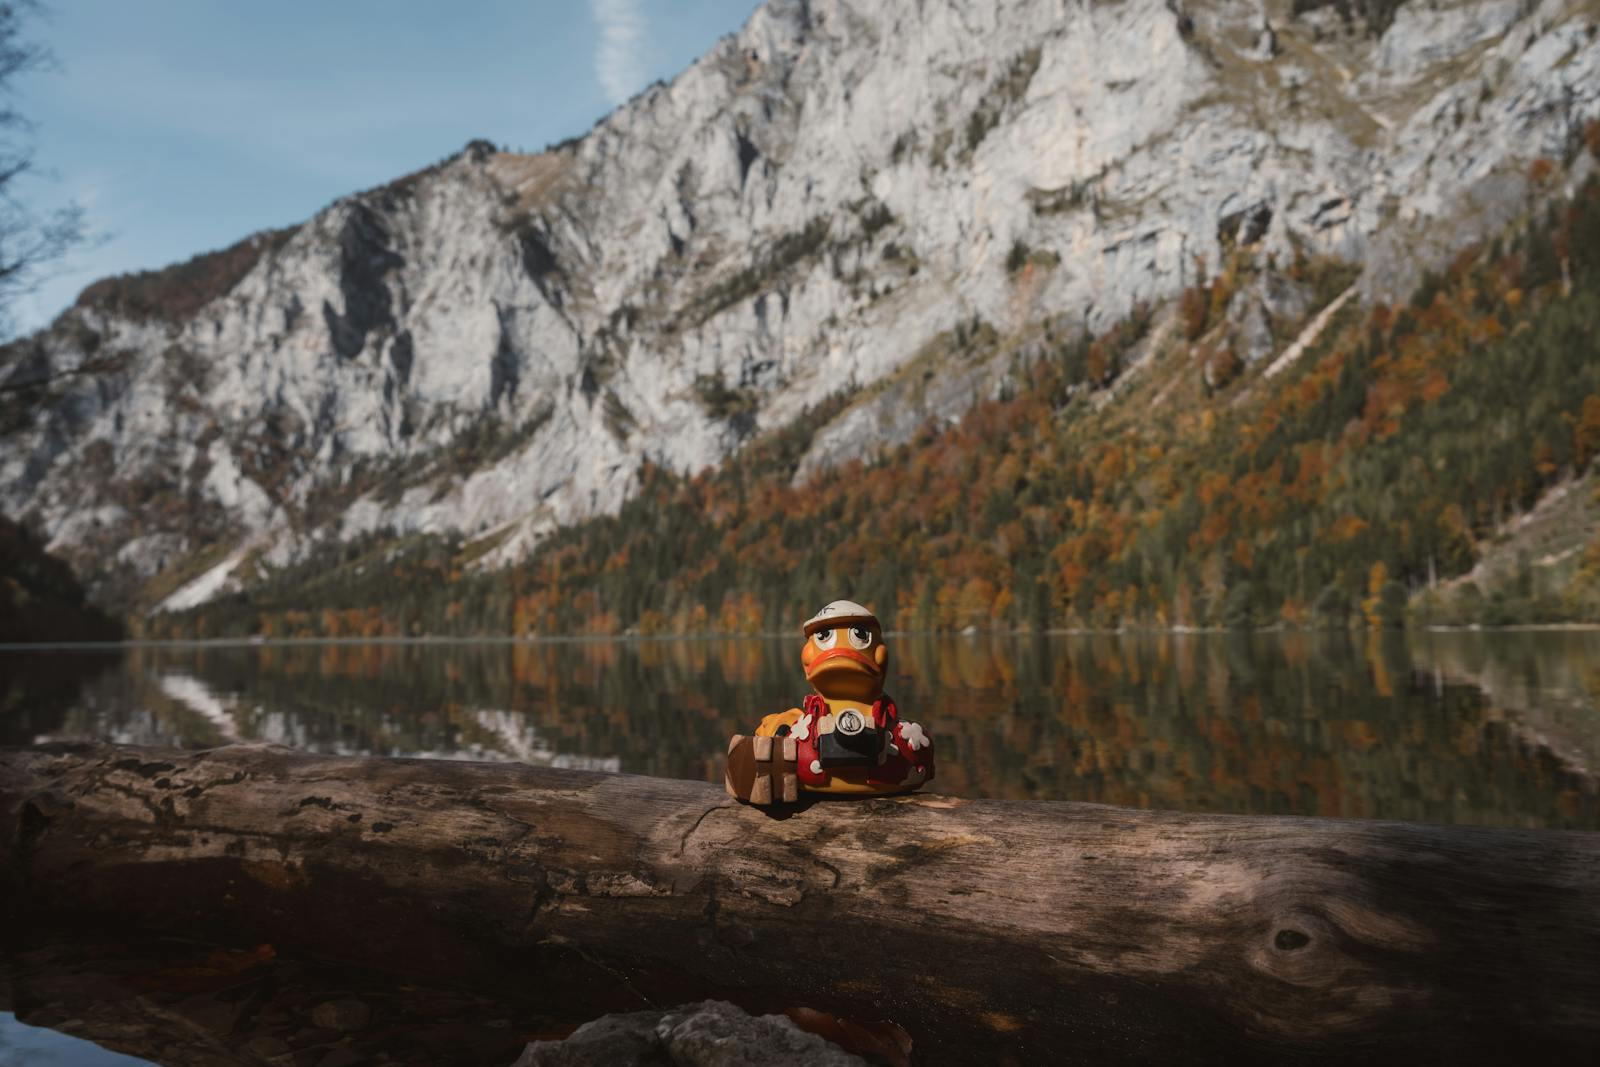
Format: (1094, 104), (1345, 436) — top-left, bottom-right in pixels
(835, 709), (864, 736)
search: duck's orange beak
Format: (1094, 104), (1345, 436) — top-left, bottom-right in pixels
(804, 647), (881, 679)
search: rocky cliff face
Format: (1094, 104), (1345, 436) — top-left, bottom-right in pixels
(3, 0), (1597, 613)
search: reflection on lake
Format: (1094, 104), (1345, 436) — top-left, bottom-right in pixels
(3, 630), (1597, 828)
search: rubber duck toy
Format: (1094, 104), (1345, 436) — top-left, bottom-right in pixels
(725, 600), (934, 806)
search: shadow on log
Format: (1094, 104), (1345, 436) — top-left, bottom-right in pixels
(2, 742), (1598, 1065)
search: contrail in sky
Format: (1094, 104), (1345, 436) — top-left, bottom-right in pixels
(590, 0), (647, 108)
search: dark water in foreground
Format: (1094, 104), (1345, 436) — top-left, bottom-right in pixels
(3, 629), (1596, 827)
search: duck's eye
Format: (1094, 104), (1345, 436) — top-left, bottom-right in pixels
(813, 628), (837, 650)
(847, 626), (874, 650)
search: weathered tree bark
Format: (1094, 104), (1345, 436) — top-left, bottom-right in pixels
(2, 742), (1597, 1065)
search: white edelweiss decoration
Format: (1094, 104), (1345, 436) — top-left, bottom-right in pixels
(899, 721), (930, 751)
(792, 714), (811, 741)
(809, 759), (823, 775)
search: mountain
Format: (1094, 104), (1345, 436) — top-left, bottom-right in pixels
(144, 169), (1600, 639)
(2, 0), (1598, 633)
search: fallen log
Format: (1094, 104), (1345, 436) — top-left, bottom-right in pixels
(2, 742), (1597, 1065)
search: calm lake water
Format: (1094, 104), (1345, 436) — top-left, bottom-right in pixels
(3, 630), (1596, 828)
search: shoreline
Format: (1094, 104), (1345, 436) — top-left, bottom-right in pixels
(4, 622), (1600, 651)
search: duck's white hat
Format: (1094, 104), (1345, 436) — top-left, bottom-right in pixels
(803, 599), (877, 635)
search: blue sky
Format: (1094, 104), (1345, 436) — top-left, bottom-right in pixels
(9, 0), (761, 336)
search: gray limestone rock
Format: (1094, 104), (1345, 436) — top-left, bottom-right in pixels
(1227, 271), (1315, 365)
(512, 1000), (867, 1067)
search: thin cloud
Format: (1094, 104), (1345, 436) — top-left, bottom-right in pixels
(590, 0), (647, 107)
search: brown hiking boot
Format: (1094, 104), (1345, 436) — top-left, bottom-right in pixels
(724, 734), (799, 806)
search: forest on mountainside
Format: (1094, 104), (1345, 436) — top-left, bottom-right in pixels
(153, 152), (1600, 641)
(0, 516), (122, 643)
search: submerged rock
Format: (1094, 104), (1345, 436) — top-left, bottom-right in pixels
(310, 997), (372, 1032)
